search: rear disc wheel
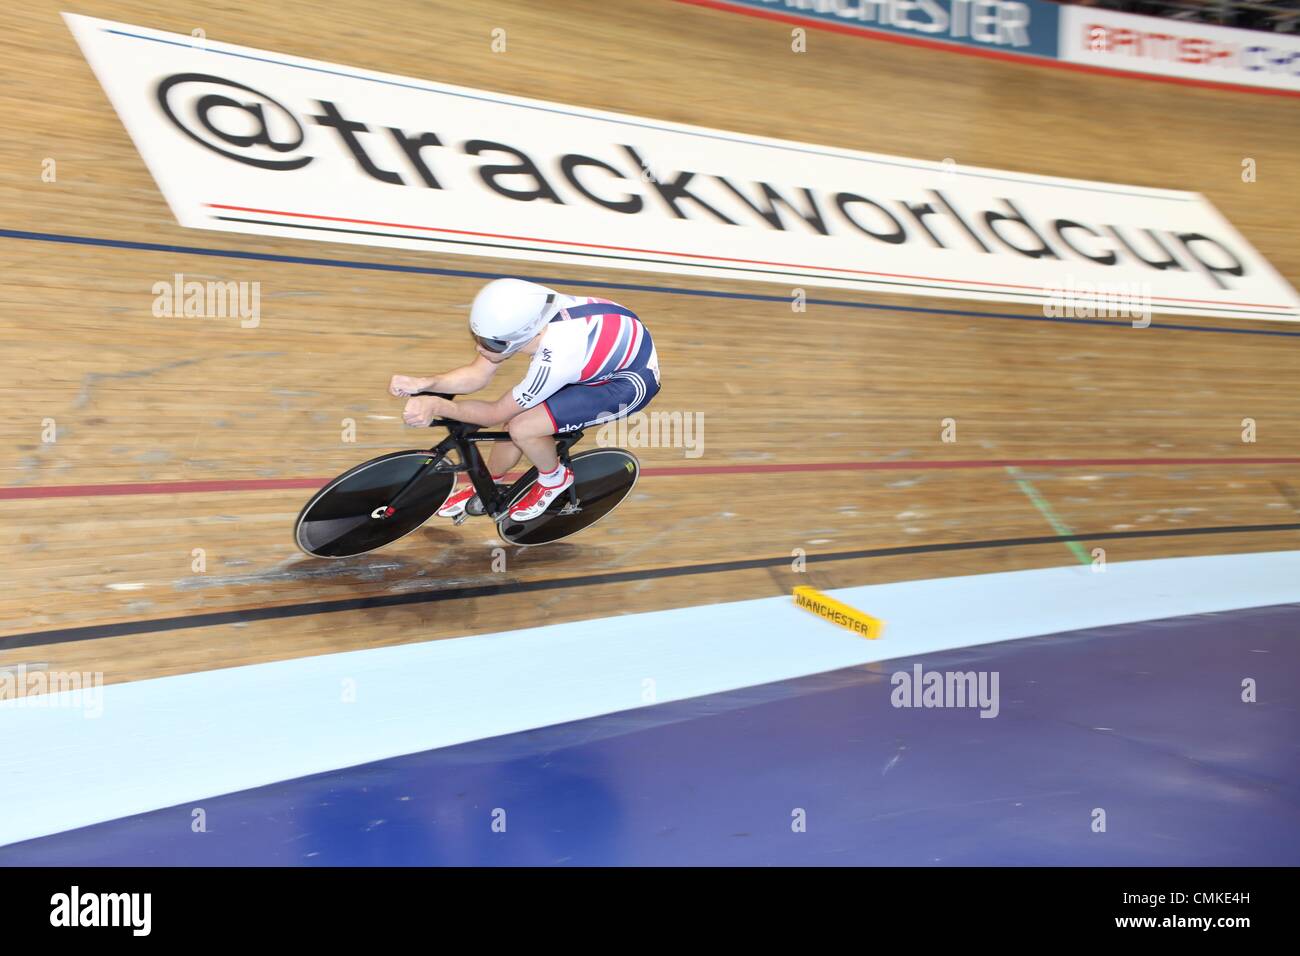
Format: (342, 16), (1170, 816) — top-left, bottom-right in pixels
(496, 448), (640, 546)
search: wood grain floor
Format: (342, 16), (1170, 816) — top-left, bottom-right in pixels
(1, 0), (1297, 691)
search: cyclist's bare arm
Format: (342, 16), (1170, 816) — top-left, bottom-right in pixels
(399, 390), (521, 428)
(389, 354), (497, 397)
(429, 391), (523, 427)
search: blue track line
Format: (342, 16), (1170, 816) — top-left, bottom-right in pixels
(3, 227), (1300, 337)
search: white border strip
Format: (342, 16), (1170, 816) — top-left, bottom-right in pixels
(4, 550), (1300, 847)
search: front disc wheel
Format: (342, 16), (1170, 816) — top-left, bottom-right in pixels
(294, 450), (455, 558)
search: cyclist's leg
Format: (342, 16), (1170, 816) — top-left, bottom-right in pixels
(505, 406), (561, 473)
(484, 439), (524, 476)
(507, 374), (658, 520)
(511, 370), (661, 475)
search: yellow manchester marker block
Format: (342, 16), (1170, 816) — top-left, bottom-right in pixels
(793, 586), (884, 639)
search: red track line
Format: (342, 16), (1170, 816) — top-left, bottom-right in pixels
(673, 0), (1300, 100)
(209, 203), (1061, 293)
(206, 203), (1289, 310)
(3, 457), (1299, 501)
(0, 477), (325, 499)
(645, 457), (1300, 476)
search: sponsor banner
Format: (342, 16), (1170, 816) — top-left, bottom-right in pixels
(1059, 6), (1300, 93)
(693, 0), (1060, 58)
(66, 14), (1299, 320)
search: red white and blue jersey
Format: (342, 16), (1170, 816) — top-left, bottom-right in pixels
(511, 296), (659, 411)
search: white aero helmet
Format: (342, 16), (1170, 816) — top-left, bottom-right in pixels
(469, 278), (559, 357)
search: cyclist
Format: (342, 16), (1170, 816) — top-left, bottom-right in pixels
(391, 278), (661, 521)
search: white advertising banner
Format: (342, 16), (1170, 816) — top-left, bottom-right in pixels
(66, 13), (1299, 321)
(1059, 5), (1300, 94)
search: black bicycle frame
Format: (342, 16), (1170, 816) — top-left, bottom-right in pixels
(425, 422), (584, 518)
(388, 390), (581, 519)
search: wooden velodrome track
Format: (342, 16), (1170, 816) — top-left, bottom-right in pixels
(1, 0), (1298, 691)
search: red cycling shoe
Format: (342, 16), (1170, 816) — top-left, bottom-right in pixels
(438, 475), (506, 518)
(509, 467), (574, 521)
